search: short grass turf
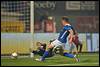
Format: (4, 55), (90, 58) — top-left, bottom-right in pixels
(1, 53), (99, 66)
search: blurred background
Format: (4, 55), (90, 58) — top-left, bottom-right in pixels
(1, 1), (99, 55)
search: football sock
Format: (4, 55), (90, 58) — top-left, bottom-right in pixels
(63, 52), (75, 58)
(41, 51), (49, 61)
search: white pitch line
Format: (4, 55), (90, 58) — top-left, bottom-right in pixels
(1, 54), (99, 59)
(48, 63), (99, 66)
(79, 55), (99, 56)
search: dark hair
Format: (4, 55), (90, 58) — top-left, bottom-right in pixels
(62, 16), (69, 22)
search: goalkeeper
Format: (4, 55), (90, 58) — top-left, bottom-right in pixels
(29, 41), (54, 58)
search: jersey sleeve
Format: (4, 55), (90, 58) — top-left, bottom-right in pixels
(64, 26), (72, 30)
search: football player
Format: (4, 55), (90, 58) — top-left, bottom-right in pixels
(36, 16), (79, 62)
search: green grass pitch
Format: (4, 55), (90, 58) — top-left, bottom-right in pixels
(1, 53), (99, 66)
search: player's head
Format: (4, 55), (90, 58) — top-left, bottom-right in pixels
(61, 16), (70, 26)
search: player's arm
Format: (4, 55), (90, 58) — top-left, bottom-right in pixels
(68, 29), (74, 44)
(64, 25), (74, 44)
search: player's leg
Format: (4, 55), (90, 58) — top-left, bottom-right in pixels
(56, 45), (75, 58)
(73, 44), (78, 54)
(63, 52), (74, 58)
(59, 50), (80, 62)
(56, 45), (80, 62)
(76, 44), (79, 52)
(79, 42), (83, 53)
(54, 44), (79, 62)
(65, 43), (79, 62)
(69, 44), (74, 53)
(36, 39), (61, 61)
(42, 46), (53, 59)
(69, 43), (77, 54)
(36, 45), (54, 61)
(37, 40), (57, 61)
(63, 52), (79, 62)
